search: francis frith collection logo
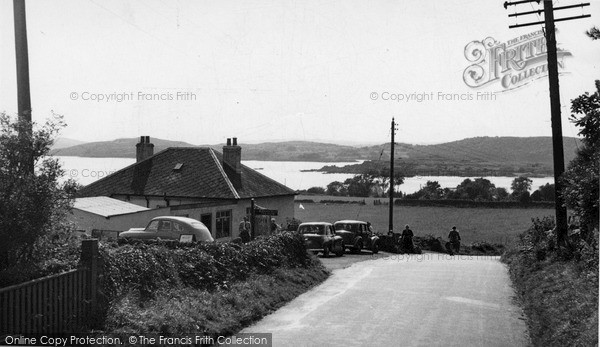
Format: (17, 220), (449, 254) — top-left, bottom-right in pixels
(463, 29), (571, 91)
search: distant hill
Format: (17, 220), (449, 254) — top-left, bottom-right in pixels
(50, 136), (581, 176)
(318, 136), (581, 177)
(50, 137), (196, 157)
(52, 137), (87, 150)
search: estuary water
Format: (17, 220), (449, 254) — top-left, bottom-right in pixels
(56, 156), (554, 194)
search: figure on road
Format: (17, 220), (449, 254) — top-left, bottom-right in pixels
(401, 224), (415, 253)
(367, 221), (374, 234)
(446, 226), (461, 255)
(239, 216), (251, 243)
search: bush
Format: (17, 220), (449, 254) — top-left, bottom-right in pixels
(502, 217), (598, 346)
(97, 232), (315, 321)
(0, 113), (79, 275)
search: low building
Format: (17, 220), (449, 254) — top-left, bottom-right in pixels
(69, 196), (169, 235)
(77, 136), (296, 240)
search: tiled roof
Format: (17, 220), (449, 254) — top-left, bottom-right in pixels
(77, 147), (296, 199)
(73, 196), (150, 217)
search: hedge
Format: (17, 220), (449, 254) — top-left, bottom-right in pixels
(98, 232), (313, 299)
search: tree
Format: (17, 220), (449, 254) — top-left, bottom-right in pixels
(0, 113), (78, 273)
(586, 26), (600, 40)
(537, 183), (555, 202)
(405, 180), (443, 200)
(326, 181), (347, 196)
(511, 176), (532, 198)
(344, 174), (375, 197)
(306, 186), (325, 195)
(561, 81), (599, 241)
(452, 178), (497, 200)
(365, 168), (404, 198)
(495, 187), (510, 201)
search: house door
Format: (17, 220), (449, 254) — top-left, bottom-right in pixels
(201, 213), (212, 233)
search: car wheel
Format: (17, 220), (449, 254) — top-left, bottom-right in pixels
(372, 242), (379, 254)
(354, 241), (363, 254)
(323, 246), (330, 258)
(335, 243), (345, 257)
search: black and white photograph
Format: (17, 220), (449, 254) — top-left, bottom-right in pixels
(1, 0), (599, 346)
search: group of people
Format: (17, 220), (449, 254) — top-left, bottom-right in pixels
(398, 224), (461, 255)
(238, 216), (282, 243)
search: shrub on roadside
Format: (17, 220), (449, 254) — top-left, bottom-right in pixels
(104, 266), (329, 336)
(502, 217), (599, 346)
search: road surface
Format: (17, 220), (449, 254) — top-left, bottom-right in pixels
(240, 252), (530, 347)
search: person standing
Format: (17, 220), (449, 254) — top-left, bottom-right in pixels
(447, 226), (461, 255)
(270, 218), (281, 233)
(239, 216), (251, 243)
(401, 224), (414, 253)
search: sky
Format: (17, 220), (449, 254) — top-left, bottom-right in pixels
(1, 0), (599, 146)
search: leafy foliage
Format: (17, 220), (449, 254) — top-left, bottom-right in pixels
(98, 232), (315, 302)
(502, 217), (598, 346)
(0, 113), (79, 281)
(510, 176), (532, 198)
(562, 81), (599, 241)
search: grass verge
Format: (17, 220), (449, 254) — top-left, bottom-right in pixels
(501, 218), (598, 346)
(103, 263), (329, 336)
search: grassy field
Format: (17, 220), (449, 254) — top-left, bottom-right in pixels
(294, 200), (555, 245)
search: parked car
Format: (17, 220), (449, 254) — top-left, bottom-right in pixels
(333, 220), (380, 254)
(119, 216), (214, 242)
(297, 222), (344, 257)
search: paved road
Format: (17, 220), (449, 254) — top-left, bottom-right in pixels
(240, 253), (530, 347)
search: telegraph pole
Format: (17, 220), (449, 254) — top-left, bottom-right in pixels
(503, 0), (590, 246)
(388, 118), (397, 233)
(13, 0), (33, 173)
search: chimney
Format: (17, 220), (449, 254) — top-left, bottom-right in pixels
(222, 137), (242, 188)
(136, 136), (154, 162)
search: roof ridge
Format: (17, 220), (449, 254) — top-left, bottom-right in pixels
(239, 161), (296, 194)
(209, 148), (240, 199)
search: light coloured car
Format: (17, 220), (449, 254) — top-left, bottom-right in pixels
(119, 216), (214, 242)
(298, 222), (344, 257)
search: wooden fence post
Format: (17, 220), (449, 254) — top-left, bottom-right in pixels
(80, 239), (98, 326)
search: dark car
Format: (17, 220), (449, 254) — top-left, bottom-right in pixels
(298, 222), (345, 257)
(333, 220), (380, 254)
(119, 216), (214, 242)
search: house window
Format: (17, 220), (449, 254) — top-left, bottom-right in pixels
(215, 210), (231, 239)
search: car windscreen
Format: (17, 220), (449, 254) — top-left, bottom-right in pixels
(298, 225), (325, 235)
(146, 220), (159, 231)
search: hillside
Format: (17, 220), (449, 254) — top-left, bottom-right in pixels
(51, 138), (364, 162)
(50, 138), (196, 158)
(318, 136), (581, 177)
(51, 137), (87, 150)
(50, 136), (581, 176)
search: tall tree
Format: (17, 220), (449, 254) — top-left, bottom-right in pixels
(0, 113), (78, 271)
(511, 176), (533, 198)
(326, 181), (347, 196)
(562, 81), (599, 241)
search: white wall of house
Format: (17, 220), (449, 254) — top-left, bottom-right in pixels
(170, 195), (295, 241)
(68, 207), (170, 234)
(75, 194), (295, 241)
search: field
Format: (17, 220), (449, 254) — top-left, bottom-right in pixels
(294, 198), (555, 245)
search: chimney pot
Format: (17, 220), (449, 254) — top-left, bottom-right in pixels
(136, 135), (154, 162)
(222, 137), (242, 188)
